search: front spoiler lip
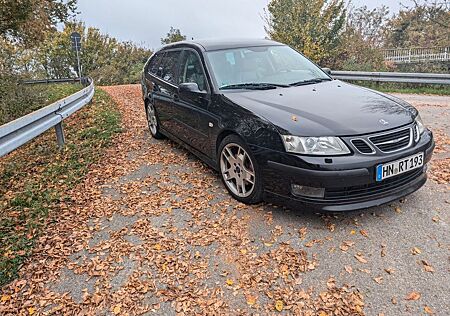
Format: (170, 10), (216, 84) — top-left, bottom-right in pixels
(264, 170), (427, 212)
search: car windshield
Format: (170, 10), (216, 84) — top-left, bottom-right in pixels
(206, 45), (330, 90)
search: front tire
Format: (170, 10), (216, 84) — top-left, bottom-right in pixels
(218, 135), (263, 204)
(146, 102), (164, 139)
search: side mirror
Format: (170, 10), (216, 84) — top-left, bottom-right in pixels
(178, 82), (201, 94)
(321, 67), (332, 75)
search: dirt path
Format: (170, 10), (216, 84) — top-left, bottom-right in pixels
(1, 86), (448, 315)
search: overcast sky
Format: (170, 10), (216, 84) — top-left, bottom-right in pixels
(77, 0), (406, 49)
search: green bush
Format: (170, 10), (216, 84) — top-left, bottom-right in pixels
(0, 79), (82, 125)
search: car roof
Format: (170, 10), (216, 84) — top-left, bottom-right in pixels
(161, 38), (284, 52)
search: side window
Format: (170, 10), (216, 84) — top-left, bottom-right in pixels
(148, 52), (164, 75)
(159, 50), (182, 84)
(178, 51), (207, 91)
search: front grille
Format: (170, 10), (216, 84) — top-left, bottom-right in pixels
(369, 127), (412, 153)
(325, 168), (423, 201)
(351, 139), (374, 154)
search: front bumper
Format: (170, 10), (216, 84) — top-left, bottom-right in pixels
(253, 130), (435, 212)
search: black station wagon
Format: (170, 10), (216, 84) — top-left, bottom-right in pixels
(141, 39), (435, 212)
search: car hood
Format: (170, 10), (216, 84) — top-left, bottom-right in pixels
(223, 80), (417, 137)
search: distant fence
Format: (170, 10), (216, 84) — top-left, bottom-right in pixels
(331, 71), (450, 85)
(382, 47), (450, 64)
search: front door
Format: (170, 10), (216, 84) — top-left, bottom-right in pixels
(173, 50), (211, 155)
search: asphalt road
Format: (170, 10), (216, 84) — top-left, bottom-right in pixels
(2, 87), (448, 315)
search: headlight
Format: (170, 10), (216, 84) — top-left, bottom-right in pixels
(415, 114), (425, 135)
(281, 135), (350, 155)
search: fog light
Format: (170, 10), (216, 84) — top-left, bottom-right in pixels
(291, 184), (325, 198)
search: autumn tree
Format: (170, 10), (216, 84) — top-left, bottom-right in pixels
(384, 0), (450, 48)
(35, 22), (152, 84)
(0, 0), (77, 45)
(328, 5), (390, 70)
(161, 27), (186, 45)
(265, 0), (346, 65)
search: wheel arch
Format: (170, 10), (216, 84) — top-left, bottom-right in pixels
(144, 96), (152, 107)
(215, 129), (241, 155)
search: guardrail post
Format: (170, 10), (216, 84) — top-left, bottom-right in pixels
(55, 122), (65, 148)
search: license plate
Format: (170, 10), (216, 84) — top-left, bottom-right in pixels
(376, 152), (424, 182)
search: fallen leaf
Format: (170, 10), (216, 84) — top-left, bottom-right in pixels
(406, 291), (421, 301)
(246, 295), (257, 306)
(424, 305), (434, 314)
(318, 311), (327, 316)
(275, 300), (284, 312)
(339, 240), (354, 252)
(344, 265), (353, 274)
(153, 243), (162, 251)
(28, 307), (36, 315)
(373, 276), (383, 284)
(421, 260), (434, 273)
(354, 253), (368, 263)
(1, 295), (10, 302)
(391, 297), (397, 305)
(113, 304), (122, 315)
(381, 245), (387, 257)
(226, 279), (234, 286)
(350, 230), (356, 235)
(299, 227), (307, 239)
(327, 223), (335, 232)
(384, 268), (394, 274)
(360, 229), (369, 237)
(432, 216), (439, 223)
(394, 206), (402, 213)
(411, 247), (422, 255)
(327, 277), (336, 289)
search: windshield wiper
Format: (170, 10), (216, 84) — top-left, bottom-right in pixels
(289, 78), (332, 87)
(220, 83), (289, 90)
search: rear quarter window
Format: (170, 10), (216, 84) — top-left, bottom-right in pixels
(159, 50), (182, 84)
(148, 52), (165, 75)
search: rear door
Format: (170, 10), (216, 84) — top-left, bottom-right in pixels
(150, 50), (182, 133)
(143, 51), (163, 101)
(173, 49), (212, 155)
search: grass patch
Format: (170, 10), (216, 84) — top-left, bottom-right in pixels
(0, 83), (83, 126)
(350, 81), (450, 95)
(0, 87), (121, 287)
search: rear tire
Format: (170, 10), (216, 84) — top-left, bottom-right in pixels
(146, 102), (164, 139)
(218, 135), (263, 204)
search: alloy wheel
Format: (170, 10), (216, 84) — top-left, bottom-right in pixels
(220, 143), (256, 198)
(147, 104), (158, 135)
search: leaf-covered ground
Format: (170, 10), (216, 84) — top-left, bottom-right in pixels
(0, 86), (449, 315)
(0, 88), (121, 286)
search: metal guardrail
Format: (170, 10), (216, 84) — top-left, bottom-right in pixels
(0, 78), (95, 158)
(331, 71), (450, 85)
(20, 78), (82, 85)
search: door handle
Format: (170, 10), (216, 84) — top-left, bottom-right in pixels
(173, 94), (180, 101)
